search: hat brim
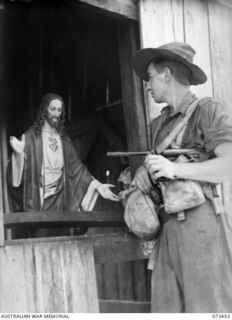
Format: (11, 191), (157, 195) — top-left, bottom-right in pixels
(131, 48), (207, 85)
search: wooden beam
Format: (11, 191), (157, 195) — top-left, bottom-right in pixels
(99, 299), (151, 313)
(5, 232), (152, 263)
(211, 0), (232, 10)
(66, 0), (138, 20)
(4, 210), (125, 228)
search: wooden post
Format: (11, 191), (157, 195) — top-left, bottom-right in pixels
(0, 150), (4, 246)
(0, 115), (6, 245)
(0, 122), (11, 241)
(118, 21), (148, 175)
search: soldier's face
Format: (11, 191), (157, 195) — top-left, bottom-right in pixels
(146, 62), (167, 104)
(46, 99), (63, 129)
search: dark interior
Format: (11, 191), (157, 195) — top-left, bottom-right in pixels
(3, 0), (128, 190)
(0, 1), (151, 302)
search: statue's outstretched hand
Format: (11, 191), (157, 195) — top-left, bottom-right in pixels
(9, 134), (25, 154)
(97, 183), (120, 201)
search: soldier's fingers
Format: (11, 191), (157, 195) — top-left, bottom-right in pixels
(146, 157), (164, 165)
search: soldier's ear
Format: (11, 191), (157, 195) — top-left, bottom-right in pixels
(163, 67), (172, 82)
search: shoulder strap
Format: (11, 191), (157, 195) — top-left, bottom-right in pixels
(156, 98), (200, 154)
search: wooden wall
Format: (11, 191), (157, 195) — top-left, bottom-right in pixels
(0, 239), (99, 312)
(139, 0), (232, 207)
(139, 0), (232, 118)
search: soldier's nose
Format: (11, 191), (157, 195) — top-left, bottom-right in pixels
(146, 83), (151, 91)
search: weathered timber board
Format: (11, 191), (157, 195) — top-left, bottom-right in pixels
(208, 1), (232, 212)
(6, 232), (152, 263)
(0, 239), (99, 312)
(184, 0), (213, 97)
(4, 210), (125, 228)
(208, 1), (232, 117)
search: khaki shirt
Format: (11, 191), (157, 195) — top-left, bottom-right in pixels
(151, 91), (232, 153)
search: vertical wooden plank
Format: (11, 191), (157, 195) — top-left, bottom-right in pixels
(183, 0), (213, 98)
(102, 262), (119, 299)
(132, 260), (149, 301)
(1, 126), (9, 212)
(139, 0), (185, 121)
(0, 150), (4, 246)
(95, 263), (104, 299)
(208, 2), (232, 210)
(118, 20), (148, 172)
(117, 261), (135, 300)
(87, 227), (120, 300)
(0, 240), (99, 312)
(139, 0), (185, 47)
(208, 1), (232, 116)
(0, 110), (11, 241)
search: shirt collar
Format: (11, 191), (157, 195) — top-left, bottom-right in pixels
(168, 91), (197, 117)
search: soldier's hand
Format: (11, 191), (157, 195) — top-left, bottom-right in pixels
(145, 154), (177, 180)
(9, 135), (25, 154)
(132, 165), (152, 194)
(97, 183), (120, 201)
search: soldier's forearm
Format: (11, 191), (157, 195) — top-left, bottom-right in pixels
(174, 156), (232, 183)
(175, 143), (232, 183)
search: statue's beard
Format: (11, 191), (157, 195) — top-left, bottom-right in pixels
(46, 113), (61, 131)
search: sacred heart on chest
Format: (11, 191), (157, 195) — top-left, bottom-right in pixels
(48, 136), (58, 152)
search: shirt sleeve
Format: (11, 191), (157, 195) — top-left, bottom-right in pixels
(198, 98), (232, 153)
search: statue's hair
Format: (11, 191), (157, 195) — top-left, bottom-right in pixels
(152, 58), (191, 86)
(32, 93), (66, 135)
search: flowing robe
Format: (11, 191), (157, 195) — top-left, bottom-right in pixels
(7, 127), (96, 237)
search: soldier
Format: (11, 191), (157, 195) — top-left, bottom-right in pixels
(132, 42), (232, 312)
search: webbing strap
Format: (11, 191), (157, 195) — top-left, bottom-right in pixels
(155, 99), (200, 154)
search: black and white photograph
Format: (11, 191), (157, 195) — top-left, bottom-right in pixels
(0, 0), (232, 316)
